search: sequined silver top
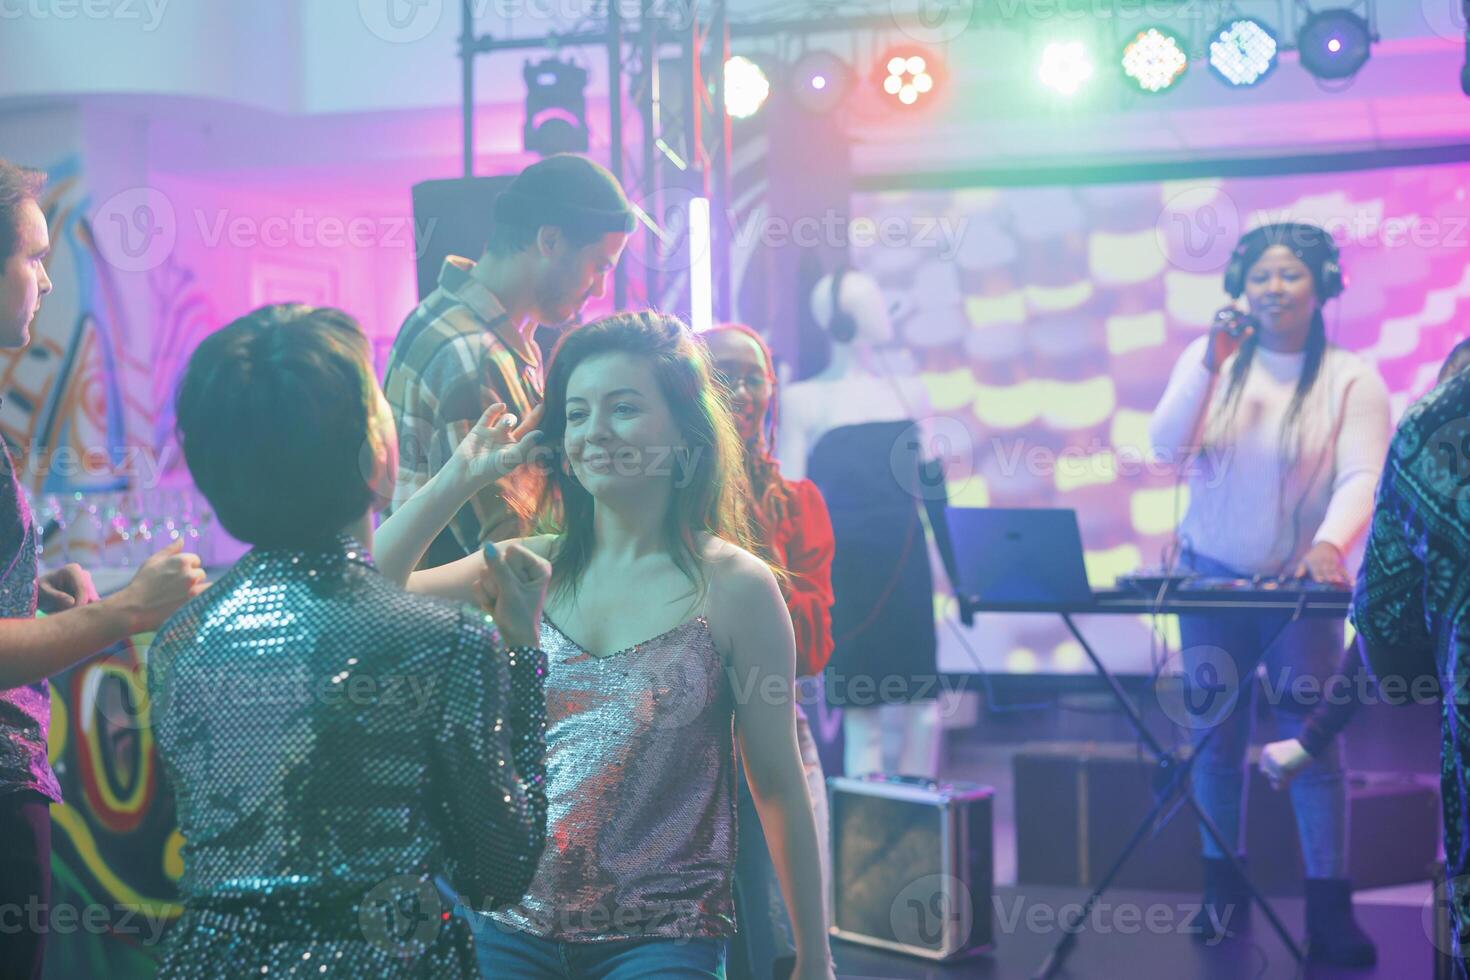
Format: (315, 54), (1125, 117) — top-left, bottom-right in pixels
(148, 536), (548, 978)
(0, 435), (55, 803)
(491, 613), (738, 942)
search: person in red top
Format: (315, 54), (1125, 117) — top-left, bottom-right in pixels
(703, 323), (835, 980)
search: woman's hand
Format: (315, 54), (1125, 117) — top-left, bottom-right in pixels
(448, 402), (544, 491)
(1260, 737), (1313, 791)
(1202, 308), (1255, 373)
(1294, 541), (1348, 586)
(477, 540), (552, 650)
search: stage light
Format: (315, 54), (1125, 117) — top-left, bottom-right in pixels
(724, 56), (770, 120)
(1038, 40), (1095, 96)
(523, 57), (590, 156)
(791, 50), (853, 114)
(1208, 18), (1278, 87)
(876, 47), (939, 107)
(1121, 27), (1188, 94)
(1297, 9), (1372, 81)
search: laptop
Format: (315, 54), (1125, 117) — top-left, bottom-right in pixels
(943, 507), (1094, 608)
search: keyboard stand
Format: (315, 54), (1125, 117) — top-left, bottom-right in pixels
(958, 592), (1327, 977)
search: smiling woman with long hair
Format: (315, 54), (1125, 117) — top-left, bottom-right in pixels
(376, 311), (835, 980)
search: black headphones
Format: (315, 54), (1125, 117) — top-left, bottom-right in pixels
(826, 266), (858, 344)
(1223, 225), (1344, 301)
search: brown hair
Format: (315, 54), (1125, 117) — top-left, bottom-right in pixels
(534, 311), (755, 602)
(0, 159), (45, 265)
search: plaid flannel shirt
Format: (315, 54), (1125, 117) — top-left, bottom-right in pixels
(383, 256), (545, 561)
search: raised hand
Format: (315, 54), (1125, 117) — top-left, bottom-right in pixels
(451, 403), (545, 489)
(1202, 307), (1255, 373)
(114, 540), (208, 633)
(476, 540), (552, 650)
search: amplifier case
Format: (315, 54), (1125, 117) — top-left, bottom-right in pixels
(827, 775), (994, 961)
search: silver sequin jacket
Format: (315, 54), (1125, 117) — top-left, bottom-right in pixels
(147, 537), (547, 978)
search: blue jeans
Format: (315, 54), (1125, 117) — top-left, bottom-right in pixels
(1178, 552), (1348, 880)
(460, 910), (727, 979)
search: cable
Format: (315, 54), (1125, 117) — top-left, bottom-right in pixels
(941, 610), (1054, 715)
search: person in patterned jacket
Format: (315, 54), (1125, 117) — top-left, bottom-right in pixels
(1353, 362), (1470, 979)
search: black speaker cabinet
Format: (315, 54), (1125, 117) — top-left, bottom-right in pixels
(1014, 741), (1440, 895)
(828, 775), (993, 961)
(409, 176), (516, 301)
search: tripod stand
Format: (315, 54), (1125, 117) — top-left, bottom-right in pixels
(1012, 610), (1309, 979)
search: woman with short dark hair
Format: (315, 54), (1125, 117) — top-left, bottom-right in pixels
(151, 303), (552, 978)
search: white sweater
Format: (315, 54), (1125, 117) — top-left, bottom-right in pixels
(1147, 336), (1391, 577)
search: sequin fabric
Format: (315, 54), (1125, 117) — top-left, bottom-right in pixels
(0, 433), (56, 803)
(147, 535), (548, 978)
(490, 614), (738, 943)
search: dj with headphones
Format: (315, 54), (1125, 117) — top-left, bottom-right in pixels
(1146, 222), (1390, 965)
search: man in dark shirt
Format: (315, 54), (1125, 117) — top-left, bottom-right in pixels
(1352, 364), (1470, 977)
(0, 158), (205, 980)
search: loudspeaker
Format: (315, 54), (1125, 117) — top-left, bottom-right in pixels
(409, 176), (516, 301)
(828, 775), (993, 961)
(1014, 741), (1440, 895)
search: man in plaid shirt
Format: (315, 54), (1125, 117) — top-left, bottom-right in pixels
(384, 155), (632, 567)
